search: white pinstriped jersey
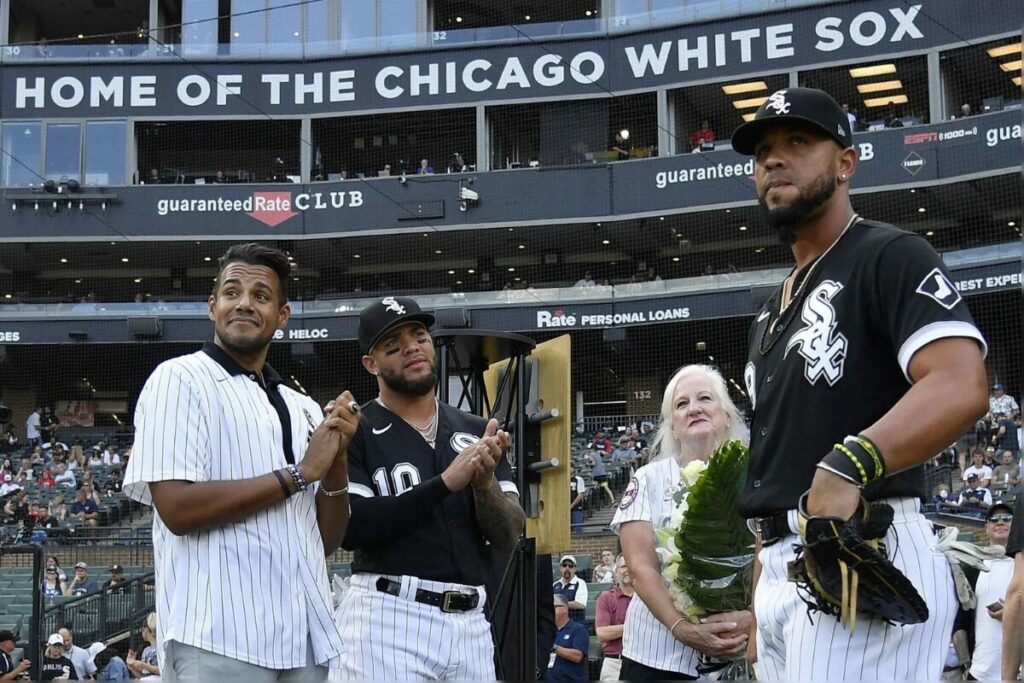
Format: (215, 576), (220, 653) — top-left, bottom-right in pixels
(610, 457), (701, 675)
(123, 347), (343, 670)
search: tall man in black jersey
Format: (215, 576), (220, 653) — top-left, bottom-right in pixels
(335, 296), (526, 679)
(731, 88), (989, 681)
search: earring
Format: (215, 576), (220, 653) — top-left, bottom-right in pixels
(840, 174), (846, 180)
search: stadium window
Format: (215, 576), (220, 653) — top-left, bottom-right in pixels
(430, 0), (599, 31)
(0, 121), (42, 187)
(940, 37), (1023, 119)
(181, 0), (228, 57)
(798, 56), (928, 130)
(312, 108), (475, 179)
(340, 0), (379, 51)
(379, 0), (417, 47)
(8, 0), (148, 58)
(84, 121), (127, 187)
(135, 120), (301, 184)
(44, 123), (82, 184)
(230, 0), (303, 57)
(670, 74), (788, 154)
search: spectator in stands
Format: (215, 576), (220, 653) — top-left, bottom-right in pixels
(103, 565), (127, 594)
(611, 437), (636, 467)
(82, 482), (101, 506)
(1, 498), (19, 525)
(106, 469), (122, 494)
(54, 463), (76, 489)
(0, 628), (31, 680)
(595, 554), (634, 681)
(70, 489), (99, 527)
(546, 594), (588, 682)
(66, 563), (99, 597)
(50, 495), (68, 522)
(89, 643), (129, 681)
(574, 271), (596, 287)
(35, 505), (57, 529)
(3, 426), (17, 452)
(958, 502), (1016, 680)
(985, 446), (999, 471)
(0, 458), (12, 478)
(842, 104), (857, 132)
(0, 474), (19, 498)
(990, 384), (1019, 419)
(57, 630), (92, 680)
(553, 555), (588, 625)
(689, 119), (715, 151)
(42, 568), (67, 601)
(9, 491), (29, 526)
(416, 158), (434, 174)
(569, 464), (586, 534)
(954, 474), (993, 516)
(26, 407), (42, 446)
(930, 483), (954, 510)
(589, 431), (613, 454)
(15, 458), (33, 482)
(126, 613), (159, 678)
(993, 451), (1021, 488)
(101, 445), (121, 466)
(67, 450), (86, 472)
(40, 407), (58, 445)
(593, 549), (617, 583)
(212, 170), (226, 184)
(40, 633), (77, 680)
(964, 450), (994, 488)
(37, 467), (55, 488)
(46, 556), (67, 582)
(995, 413), (1020, 453)
(959, 103), (973, 119)
(587, 449), (616, 507)
(611, 364), (752, 679)
(87, 447), (103, 468)
(146, 168), (160, 184)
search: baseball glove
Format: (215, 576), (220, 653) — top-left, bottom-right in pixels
(789, 492), (929, 631)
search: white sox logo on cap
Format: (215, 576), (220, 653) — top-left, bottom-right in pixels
(765, 90), (791, 115)
(381, 296), (406, 315)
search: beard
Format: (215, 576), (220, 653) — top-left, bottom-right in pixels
(758, 170), (837, 243)
(216, 326), (273, 356)
(380, 359), (438, 397)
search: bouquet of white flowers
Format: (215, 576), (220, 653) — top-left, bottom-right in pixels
(654, 440), (754, 621)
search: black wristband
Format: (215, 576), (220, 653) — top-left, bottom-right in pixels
(272, 469), (293, 498)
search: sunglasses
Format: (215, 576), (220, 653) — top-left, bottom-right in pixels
(988, 514), (1013, 523)
(561, 562), (576, 568)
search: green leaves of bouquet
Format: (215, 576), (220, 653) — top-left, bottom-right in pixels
(673, 440), (754, 615)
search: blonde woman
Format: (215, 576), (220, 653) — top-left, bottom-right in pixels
(611, 364), (752, 680)
(127, 612), (160, 678)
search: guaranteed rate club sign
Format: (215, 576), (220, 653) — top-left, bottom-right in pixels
(155, 188), (364, 228)
(1, 0), (1012, 118)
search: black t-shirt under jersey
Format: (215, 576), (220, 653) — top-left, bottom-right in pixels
(343, 400), (516, 586)
(741, 219), (985, 518)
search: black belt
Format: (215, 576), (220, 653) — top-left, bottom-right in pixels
(750, 511), (793, 547)
(603, 654), (621, 660)
(375, 577), (479, 613)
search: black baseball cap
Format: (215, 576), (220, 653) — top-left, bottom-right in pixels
(731, 87), (853, 155)
(0, 630), (14, 644)
(987, 501), (1013, 519)
(358, 296), (435, 355)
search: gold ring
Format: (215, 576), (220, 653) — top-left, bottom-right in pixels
(347, 401), (360, 414)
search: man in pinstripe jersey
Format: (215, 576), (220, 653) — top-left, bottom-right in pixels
(124, 243), (359, 682)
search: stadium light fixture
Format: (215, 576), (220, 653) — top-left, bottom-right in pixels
(1014, 76), (1022, 87)
(987, 42), (1022, 58)
(672, 257), (680, 262)
(863, 94), (908, 108)
(121, 257), (130, 263)
(739, 226), (747, 231)
(918, 207), (926, 213)
(448, 270), (455, 275)
(722, 81), (768, 95)
(999, 59), (1022, 72)
(468, 269), (475, 274)
(856, 80), (903, 94)
(601, 239), (611, 245)
(352, 254), (360, 259)
(925, 230), (934, 236)
(849, 64), (896, 78)
(741, 112), (757, 122)
(732, 96), (768, 109)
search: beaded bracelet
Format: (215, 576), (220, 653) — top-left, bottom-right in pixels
(286, 463), (309, 493)
(853, 434), (886, 479)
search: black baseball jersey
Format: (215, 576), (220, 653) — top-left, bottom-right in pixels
(345, 399), (517, 585)
(1007, 487), (1023, 557)
(741, 219), (986, 518)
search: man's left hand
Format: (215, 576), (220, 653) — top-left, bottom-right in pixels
(805, 467), (861, 520)
(471, 418), (507, 490)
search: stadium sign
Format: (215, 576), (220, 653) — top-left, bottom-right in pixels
(155, 189), (364, 228)
(536, 305), (691, 329)
(0, 0), (1013, 117)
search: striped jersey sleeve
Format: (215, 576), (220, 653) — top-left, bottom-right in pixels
(123, 359), (211, 506)
(609, 463), (657, 533)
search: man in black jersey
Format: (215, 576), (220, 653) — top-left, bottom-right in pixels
(336, 296), (526, 679)
(1001, 488), (1023, 679)
(731, 88), (989, 681)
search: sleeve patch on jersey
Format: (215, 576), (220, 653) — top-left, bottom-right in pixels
(914, 267), (962, 310)
(618, 476), (640, 511)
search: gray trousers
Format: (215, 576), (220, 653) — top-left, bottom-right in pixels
(163, 638), (328, 682)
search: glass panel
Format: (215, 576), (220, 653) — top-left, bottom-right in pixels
(340, 0), (376, 51)
(304, 0), (331, 56)
(231, 0), (265, 55)
(380, 0), (417, 46)
(182, 0), (220, 57)
(0, 121), (42, 186)
(44, 123), (82, 182)
(266, 0), (304, 56)
(84, 121), (127, 186)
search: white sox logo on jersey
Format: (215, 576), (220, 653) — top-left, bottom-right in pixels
(915, 267), (962, 310)
(765, 90), (791, 115)
(784, 280), (847, 386)
(451, 431), (480, 451)
(381, 296), (405, 315)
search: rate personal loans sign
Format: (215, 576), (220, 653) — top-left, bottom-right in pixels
(1, 0), (1010, 117)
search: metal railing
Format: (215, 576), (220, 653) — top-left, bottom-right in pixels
(42, 572), (155, 648)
